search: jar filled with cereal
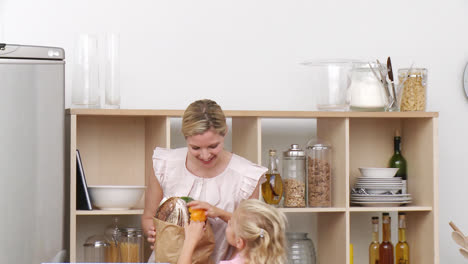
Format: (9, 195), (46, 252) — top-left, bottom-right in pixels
(306, 139), (332, 207)
(398, 68), (427, 111)
(282, 144), (306, 208)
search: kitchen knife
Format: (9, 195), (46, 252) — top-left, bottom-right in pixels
(387, 57), (397, 100)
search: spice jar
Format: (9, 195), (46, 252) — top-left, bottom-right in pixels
(282, 144), (306, 208)
(83, 235), (110, 263)
(398, 68), (427, 111)
(349, 62), (387, 111)
(287, 232), (316, 264)
(119, 227), (144, 263)
(306, 139), (332, 207)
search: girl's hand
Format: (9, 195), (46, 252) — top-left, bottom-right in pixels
(187, 200), (232, 222)
(187, 200), (218, 218)
(184, 221), (206, 249)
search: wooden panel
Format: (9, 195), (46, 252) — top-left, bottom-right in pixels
(402, 118), (435, 207)
(142, 116), (170, 208)
(69, 115), (77, 262)
(317, 212), (347, 264)
(76, 116), (146, 186)
(317, 118), (348, 208)
(406, 211), (435, 264)
(232, 117), (261, 164)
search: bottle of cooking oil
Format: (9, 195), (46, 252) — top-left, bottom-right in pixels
(261, 149), (283, 205)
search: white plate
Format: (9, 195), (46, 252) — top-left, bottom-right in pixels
(351, 194), (411, 198)
(357, 177), (402, 181)
(351, 201), (411, 207)
(351, 198), (412, 202)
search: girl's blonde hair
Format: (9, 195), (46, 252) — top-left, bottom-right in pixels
(182, 99), (227, 138)
(232, 199), (288, 264)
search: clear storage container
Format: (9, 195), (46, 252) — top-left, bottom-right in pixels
(398, 68), (427, 111)
(119, 227), (144, 263)
(302, 60), (357, 111)
(104, 217), (121, 262)
(83, 235), (110, 263)
(306, 139), (332, 207)
(349, 62), (387, 111)
(282, 144), (306, 208)
(287, 232), (316, 264)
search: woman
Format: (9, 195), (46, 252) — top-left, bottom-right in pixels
(142, 99), (267, 263)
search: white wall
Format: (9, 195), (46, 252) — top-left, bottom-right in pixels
(2, 0), (468, 262)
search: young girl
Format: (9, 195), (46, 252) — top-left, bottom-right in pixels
(178, 199), (288, 264)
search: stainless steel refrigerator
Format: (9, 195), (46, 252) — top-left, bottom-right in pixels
(0, 44), (66, 263)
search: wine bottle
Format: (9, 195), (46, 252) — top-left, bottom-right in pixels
(389, 129), (408, 192)
(261, 149), (283, 205)
(369, 216), (380, 264)
(379, 213), (394, 264)
(396, 212), (410, 264)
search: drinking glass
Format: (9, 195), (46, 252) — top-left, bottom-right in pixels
(104, 33), (120, 109)
(72, 34), (100, 108)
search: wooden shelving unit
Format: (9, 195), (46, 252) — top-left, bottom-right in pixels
(66, 109), (439, 263)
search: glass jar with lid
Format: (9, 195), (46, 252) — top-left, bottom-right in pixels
(83, 234), (110, 263)
(104, 217), (121, 262)
(282, 144), (306, 208)
(306, 139), (332, 207)
(119, 227), (144, 263)
(349, 62), (387, 111)
(287, 232), (316, 264)
(398, 68), (427, 111)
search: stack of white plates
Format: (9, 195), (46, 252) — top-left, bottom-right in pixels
(350, 193), (412, 207)
(354, 177), (403, 194)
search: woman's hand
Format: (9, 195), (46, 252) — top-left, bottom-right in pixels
(145, 224), (156, 250)
(187, 200), (232, 223)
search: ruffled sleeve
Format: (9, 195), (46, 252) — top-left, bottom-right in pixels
(152, 147), (170, 184)
(238, 160), (268, 200)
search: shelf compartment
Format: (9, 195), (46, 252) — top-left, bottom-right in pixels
(349, 117), (436, 208)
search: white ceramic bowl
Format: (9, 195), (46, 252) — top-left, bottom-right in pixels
(359, 167), (399, 178)
(88, 185), (146, 210)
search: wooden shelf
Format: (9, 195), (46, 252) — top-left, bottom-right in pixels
(349, 206), (433, 212)
(66, 109), (439, 264)
(76, 209), (144, 215)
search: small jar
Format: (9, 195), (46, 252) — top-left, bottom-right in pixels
(287, 232), (316, 264)
(349, 62), (387, 111)
(398, 68), (427, 111)
(306, 139), (332, 207)
(83, 235), (110, 263)
(119, 227), (144, 263)
(282, 144), (306, 208)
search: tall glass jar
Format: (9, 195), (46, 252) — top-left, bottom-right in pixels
(306, 139), (332, 207)
(398, 68), (427, 111)
(282, 144), (306, 208)
(287, 232), (316, 264)
(104, 217), (121, 262)
(119, 227), (144, 263)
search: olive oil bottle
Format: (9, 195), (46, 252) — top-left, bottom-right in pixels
(261, 149), (283, 205)
(369, 216), (380, 264)
(396, 212), (410, 264)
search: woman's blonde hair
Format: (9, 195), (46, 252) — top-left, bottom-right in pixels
(182, 99), (227, 138)
(232, 199), (288, 264)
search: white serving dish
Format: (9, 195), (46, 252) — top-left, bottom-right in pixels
(88, 185), (146, 210)
(359, 167), (399, 178)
